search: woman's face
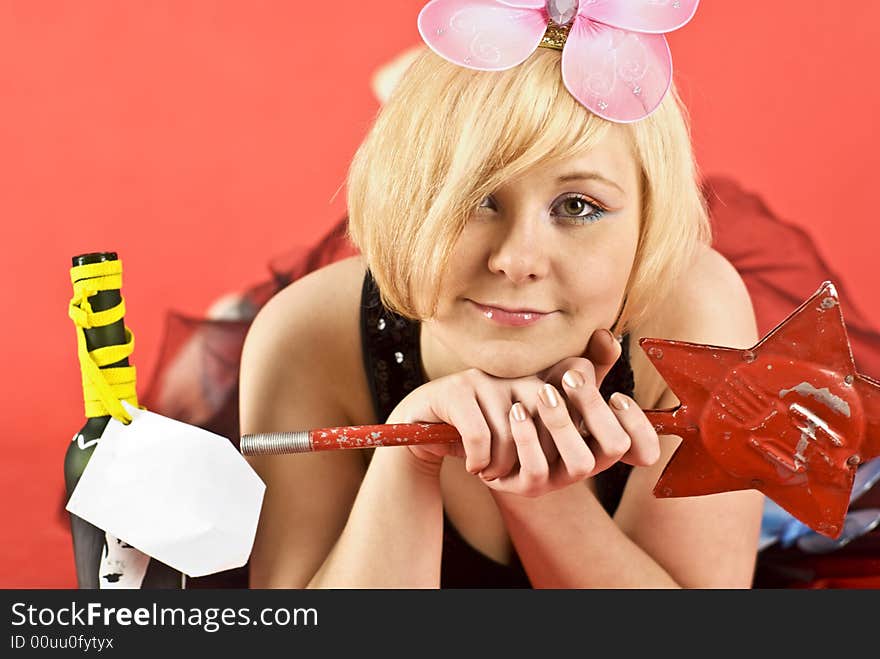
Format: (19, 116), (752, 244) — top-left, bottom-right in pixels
(422, 125), (642, 380)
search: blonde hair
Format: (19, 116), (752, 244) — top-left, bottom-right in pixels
(346, 47), (709, 335)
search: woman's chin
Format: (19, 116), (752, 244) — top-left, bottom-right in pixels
(474, 356), (553, 380)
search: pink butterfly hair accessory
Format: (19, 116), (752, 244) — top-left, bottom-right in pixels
(417, 0), (700, 123)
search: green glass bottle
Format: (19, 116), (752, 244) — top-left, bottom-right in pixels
(65, 251), (183, 589)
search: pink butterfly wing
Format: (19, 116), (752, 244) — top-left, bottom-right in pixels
(418, 0), (547, 71)
(497, 1), (545, 7)
(561, 17), (672, 123)
(582, 0), (700, 34)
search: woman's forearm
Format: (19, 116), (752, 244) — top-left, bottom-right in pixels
(308, 447), (444, 588)
(492, 484), (681, 589)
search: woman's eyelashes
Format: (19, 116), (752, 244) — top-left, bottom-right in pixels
(551, 193), (608, 224)
(477, 193), (609, 225)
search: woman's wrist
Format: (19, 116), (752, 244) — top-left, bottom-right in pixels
(384, 406), (446, 478)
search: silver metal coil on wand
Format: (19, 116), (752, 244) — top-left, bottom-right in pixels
(240, 430), (312, 455)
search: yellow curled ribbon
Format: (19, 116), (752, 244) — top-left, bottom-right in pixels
(68, 259), (142, 424)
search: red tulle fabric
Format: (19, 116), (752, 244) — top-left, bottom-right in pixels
(134, 176), (880, 588)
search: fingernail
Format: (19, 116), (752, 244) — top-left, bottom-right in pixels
(610, 392), (630, 410)
(607, 330), (623, 352)
(562, 369), (585, 389)
(511, 402), (527, 422)
(540, 383), (559, 408)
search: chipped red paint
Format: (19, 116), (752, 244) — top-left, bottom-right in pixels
(642, 281), (880, 539)
(308, 422), (462, 451)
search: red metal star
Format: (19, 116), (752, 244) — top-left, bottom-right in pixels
(641, 281), (880, 539)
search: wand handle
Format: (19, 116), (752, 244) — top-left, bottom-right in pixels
(240, 422), (462, 456)
(240, 407), (684, 456)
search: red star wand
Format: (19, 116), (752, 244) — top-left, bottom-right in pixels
(641, 281), (880, 539)
(241, 281), (880, 540)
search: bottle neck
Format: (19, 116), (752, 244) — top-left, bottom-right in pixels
(81, 287), (130, 371)
(70, 252), (133, 421)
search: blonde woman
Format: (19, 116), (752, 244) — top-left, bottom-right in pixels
(239, 20), (766, 589)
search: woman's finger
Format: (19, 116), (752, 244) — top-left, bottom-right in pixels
(608, 393), (661, 467)
(509, 402), (550, 490)
(560, 368), (631, 473)
(475, 391), (519, 481)
(583, 329), (622, 388)
(536, 382), (596, 481)
(536, 423), (560, 468)
(444, 387), (494, 475)
(508, 379), (560, 466)
(482, 402), (551, 495)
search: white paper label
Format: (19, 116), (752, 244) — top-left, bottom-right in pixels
(67, 402), (265, 578)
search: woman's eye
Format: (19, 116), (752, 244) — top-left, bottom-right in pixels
(552, 194), (607, 224)
(477, 194), (608, 224)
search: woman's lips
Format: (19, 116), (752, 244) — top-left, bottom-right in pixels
(469, 300), (554, 327)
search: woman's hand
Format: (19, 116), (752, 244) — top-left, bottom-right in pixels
(536, 329), (662, 477)
(386, 329), (661, 496)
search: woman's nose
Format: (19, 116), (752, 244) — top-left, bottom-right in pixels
(486, 220), (551, 284)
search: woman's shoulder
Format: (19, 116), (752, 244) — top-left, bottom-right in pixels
(242, 254), (375, 425)
(248, 254), (368, 347)
(267, 253), (368, 306)
(627, 243), (759, 407)
(654, 242), (757, 344)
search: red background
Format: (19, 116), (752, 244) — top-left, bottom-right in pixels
(2, 1), (879, 588)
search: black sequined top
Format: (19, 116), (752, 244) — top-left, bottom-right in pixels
(359, 270), (636, 588)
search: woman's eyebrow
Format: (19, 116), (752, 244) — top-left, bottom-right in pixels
(556, 171), (624, 195)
